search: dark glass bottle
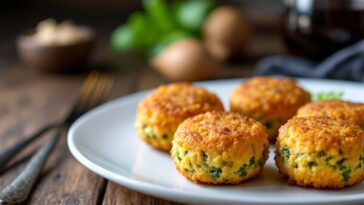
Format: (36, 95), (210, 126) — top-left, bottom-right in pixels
(282, 0), (364, 60)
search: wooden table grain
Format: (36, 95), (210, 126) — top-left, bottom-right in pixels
(0, 24), (284, 204)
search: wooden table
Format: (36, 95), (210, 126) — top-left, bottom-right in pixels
(0, 21), (284, 204)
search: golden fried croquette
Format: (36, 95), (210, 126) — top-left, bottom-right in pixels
(171, 111), (269, 184)
(135, 83), (224, 151)
(275, 116), (364, 189)
(297, 100), (364, 129)
(230, 76), (311, 141)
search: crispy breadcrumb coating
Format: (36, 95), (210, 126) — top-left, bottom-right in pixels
(230, 76), (311, 141)
(135, 83), (224, 151)
(171, 111), (269, 184)
(297, 100), (364, 129)
(275, 116), (364, 189)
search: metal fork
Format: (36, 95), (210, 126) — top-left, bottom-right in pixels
(0, 124), (56, 170)
(0, 72), (114, 205)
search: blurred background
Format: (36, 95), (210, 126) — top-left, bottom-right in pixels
(0, 0), (284, 78)
(1, 0), (364, 81)
(1, 1), (364, 203)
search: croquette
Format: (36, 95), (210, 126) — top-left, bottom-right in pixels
(171, 111), (269, 184)
(297, 100), (364, 129)
(275, 116), (364, 189)
(135, 83), (224, 151)
(230, 76), (311, 141)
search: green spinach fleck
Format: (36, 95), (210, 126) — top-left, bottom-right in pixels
(176, 151), (182, 161)
(308, 161), (318, 169)
(202, 151), (208, 161)
(238, 164), (248, 177)
(355, 155), (364, 169)
(318, 151), (333, 164)
(324, 156), (333, 163)
(142, 123), (148, 129)
(342, 169), (351, 182)
(281, 146), (290, 161)
(189, 162), (195, 172)
(162, 133), (168, 139)
(360, 156), (364, 162)
(336, 158), (347, 170)
(209, 167), (222, 180)
(249, 156), (255, 166)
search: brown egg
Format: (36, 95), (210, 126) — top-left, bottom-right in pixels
(151, 38), (219, 81)
(203, 6), (250, 62)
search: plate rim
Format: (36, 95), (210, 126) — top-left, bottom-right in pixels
(67, 78), (364, 205)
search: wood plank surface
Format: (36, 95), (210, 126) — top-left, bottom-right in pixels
(0, 10), (283, 204)
(0, 70), (102, 205)
(0, 38), (279, 205)
(102, 182), (183, 205)
(0, 66), (139, 205)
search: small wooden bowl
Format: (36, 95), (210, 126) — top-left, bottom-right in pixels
(16, 26), (96, 73)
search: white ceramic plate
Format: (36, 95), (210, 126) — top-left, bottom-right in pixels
(68, 78), (364, 205)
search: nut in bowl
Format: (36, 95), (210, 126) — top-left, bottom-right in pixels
(17, 19), (96, 73)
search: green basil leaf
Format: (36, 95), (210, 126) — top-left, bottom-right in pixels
(147, 30), (193, 58)
(176, 0), (216, 33)
(110, 25), (134, 53)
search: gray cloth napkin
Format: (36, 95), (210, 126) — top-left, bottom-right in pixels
(255, 39), (364, 82)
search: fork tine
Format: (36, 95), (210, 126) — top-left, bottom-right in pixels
(80, 72), (98, 98)
(0, 71), (114, 205)
(77, 72), (103, 110)
(100, 75), (114, 101)
(76, 73), (114, 114)
(90, 75), (114, 108)
(74, 72), (99, 111)
(85, 74), (105, 109)
(0, 72), (107, 171)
